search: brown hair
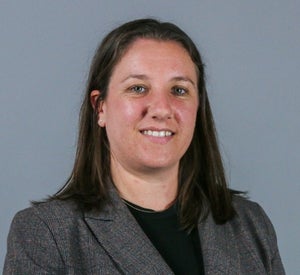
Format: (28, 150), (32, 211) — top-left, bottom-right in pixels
(50, 18), (237, 230)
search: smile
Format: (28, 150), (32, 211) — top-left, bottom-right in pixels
(141, 130), (173, 137)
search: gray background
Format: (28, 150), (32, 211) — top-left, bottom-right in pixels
(1, 1), (299, 273)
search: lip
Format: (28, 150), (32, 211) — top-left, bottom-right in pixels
(140, 127), (174, 135)
(141, 130), (173, 137)
(139, 128), (175, 142)
(139, 127), (175, 132)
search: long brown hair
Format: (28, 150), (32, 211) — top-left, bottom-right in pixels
(49, 18), (237, 230)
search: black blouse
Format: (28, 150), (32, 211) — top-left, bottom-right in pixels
(124, 200), (204, 275)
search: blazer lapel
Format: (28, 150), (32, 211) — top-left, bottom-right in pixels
(84, 189), (173, 274)
(198, 214), (241, 274)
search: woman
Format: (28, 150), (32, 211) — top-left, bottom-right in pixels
(4, 18), (285, 274)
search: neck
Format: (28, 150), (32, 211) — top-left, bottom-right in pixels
(111, 159), (178, 211)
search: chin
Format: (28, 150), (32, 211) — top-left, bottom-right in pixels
(138, 159), (178, 171)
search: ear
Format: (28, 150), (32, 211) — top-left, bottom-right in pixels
(90, 90), (106, 127)
(90, 90), (101, 109)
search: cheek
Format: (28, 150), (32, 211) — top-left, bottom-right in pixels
(105, 98), (143, 128)
(177, 102), (198, 126)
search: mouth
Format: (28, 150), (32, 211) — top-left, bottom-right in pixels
(141, 130), (174, 137)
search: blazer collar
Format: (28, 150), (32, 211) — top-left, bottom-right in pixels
(84, 187), (173, 274)
(84, 188), (262, 274)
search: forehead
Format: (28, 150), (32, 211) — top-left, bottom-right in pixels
(121, 38), (191, 61)
(111, 38), (198, 80)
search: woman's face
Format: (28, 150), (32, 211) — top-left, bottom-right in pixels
(97, 38), (199, 173)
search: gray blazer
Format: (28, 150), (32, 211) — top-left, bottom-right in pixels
(4, 189), (285, 274)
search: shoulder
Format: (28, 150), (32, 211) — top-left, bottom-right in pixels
(230, 195), (278, 252)
(227, 196), (286, 272)
(232, 195), (274, 230)
(232, 195), (266, 219)
(31, 199), (80, 217)
(4, 200), (78, 273)
(10, 199), (82, 236)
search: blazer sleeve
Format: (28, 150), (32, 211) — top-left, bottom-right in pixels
(234, 197), (285, 274)
(3, 207), (65, 274)
(256, 203), (286, 275)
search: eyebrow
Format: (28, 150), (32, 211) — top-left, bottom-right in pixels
(121, 74), (149, 83)
(122, 74), (197, 88)
(171, 76), (196, 88)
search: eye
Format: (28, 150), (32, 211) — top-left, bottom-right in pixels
(130, 85), (147, 94)
(172, 86), (188, 96)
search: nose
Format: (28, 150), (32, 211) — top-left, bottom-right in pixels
(147, 91), (173, 120)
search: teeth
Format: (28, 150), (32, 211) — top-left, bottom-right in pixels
(142, 130), (173, 137)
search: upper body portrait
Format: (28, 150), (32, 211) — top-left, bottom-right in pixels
(4, 18), (285, 275)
